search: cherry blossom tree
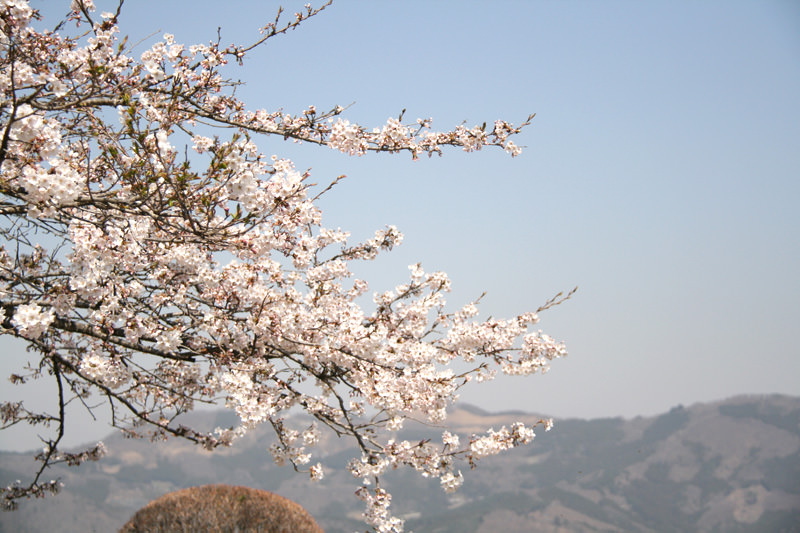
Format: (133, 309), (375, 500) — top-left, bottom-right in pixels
(0, 1), (574, 530)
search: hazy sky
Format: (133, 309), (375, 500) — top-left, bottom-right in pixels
(2, 0), (798, 451)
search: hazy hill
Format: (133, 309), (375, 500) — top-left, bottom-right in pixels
(1, 395), (798, 532)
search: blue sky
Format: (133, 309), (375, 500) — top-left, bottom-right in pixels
(3, 0), (798, 450)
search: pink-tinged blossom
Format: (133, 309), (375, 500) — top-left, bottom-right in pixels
(356, 486), (404, 533)
(1, 0), (32, 23)
(504, 141), (522, 157)
(79, 354), (130, 389)
(70, 0), (94, 13)
(467, 422), (537, 463)
(192, 135), (214, 153)
(328, 118), (368, 155)
(19, 158), (80, 213)
(153, 329), (182, 354)
(309, 463), (324, 481)
(6, 105), (62, 159)
(442, 431), (460, 448)
(439, 470), (464, 493)
(11, 304), (54, 339)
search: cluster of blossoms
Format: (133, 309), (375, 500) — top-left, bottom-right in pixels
(322, 114), (530, 160)
(357, 486), (404, 533)
(9, 303), (54, 339)
(468, 423), (538, 461)
(0, 1), (571, 529)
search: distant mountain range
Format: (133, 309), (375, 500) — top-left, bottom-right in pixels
(1, 395), (798, 532)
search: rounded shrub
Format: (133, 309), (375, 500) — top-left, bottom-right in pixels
(120, 484), (323, 532)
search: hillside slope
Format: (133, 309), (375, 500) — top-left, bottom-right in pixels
(1, 395), (798, 532)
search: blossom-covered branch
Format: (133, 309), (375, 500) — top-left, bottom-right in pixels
(0, 1), (568, 529)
